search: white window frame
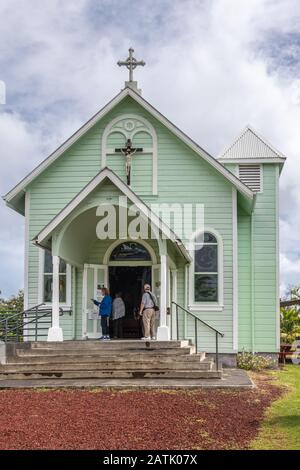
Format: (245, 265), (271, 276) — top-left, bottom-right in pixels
(38, 249), (72, 308)
(188, 228), (224, 312)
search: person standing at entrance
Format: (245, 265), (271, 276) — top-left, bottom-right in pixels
(112, 292), (125, 338)
(139, 283), (157, 340)
(92, 287), (112, 340)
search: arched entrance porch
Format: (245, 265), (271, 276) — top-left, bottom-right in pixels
(82, 240), (160, 339)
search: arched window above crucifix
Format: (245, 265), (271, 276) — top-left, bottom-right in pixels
(102, 114), (158, 195)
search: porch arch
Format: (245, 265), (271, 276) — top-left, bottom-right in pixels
(103, 238), (157, 265)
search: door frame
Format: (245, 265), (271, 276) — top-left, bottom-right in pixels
(82, 264), (108, 339)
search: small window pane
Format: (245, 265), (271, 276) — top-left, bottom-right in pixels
(44, 250), (52, 273)
(195, 274), (218, 302)
(59, 275), (66, 303)
(195, 232), (217, 244)
(195, 245), (217, 272)
(43, 275), (53, 302)
(110, 242), (151, 261)
(59, 259), (66, 274)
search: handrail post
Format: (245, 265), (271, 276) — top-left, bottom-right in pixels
(195, 317), (198, 352)
(16, 316), (19, 342)
(5, 317), (8, 342)
(35, 306), (38, 342)
(216, 332), (219, 371)
(176, 304), (179, 340)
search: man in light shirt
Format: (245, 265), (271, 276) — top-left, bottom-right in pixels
(139, 283), (157, 340)
(112, 292), (125, 339)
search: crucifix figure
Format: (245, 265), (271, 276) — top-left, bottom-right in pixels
(117, 47), (145, 82)
(115, 138), (143, 185)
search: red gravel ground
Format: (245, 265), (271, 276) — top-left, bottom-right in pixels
(0, 375), (282, 450)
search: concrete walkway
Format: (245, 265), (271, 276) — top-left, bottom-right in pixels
(0, 369), (254, 389)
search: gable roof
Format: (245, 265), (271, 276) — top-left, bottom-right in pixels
(218, 125), (286, 163)
(35, 167), (191, 262)
(3, 86), (254, 213)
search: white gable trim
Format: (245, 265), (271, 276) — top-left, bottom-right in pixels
(4, 87), (253, 206)
(35, 168), (191, 262)
(218, 157), (285, 164)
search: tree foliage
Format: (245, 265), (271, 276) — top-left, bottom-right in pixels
(281, 285), (300, 344)
(0, 290), (24, 314)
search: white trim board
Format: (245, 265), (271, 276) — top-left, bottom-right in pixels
(23, 191), (30, 310)
(4, 87), (254, 209)
(219, 157), (285, 164)
(232, 188), (238, 351)
(34, 167), (191, 263)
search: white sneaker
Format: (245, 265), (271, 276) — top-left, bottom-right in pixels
(141, 336), (151, 340)
(151, 337), (156, 340)
(104, 336), (110, 341)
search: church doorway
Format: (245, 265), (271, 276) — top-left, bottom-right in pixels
(109, 266), (151, 338)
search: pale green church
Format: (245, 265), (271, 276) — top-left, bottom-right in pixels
(4, 49), (285, 366)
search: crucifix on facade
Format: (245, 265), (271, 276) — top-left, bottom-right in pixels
(115, 138), (143, 185)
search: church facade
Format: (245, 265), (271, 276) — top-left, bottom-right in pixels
(4, 56), (285, 361)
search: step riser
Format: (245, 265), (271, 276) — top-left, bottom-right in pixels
(30, 340), (191, 350)
(12, 350), (190, 363)
(0, 362), (212, 372)
(16, 347), (192, 356)
(4, 355), (207, 365)
(0, 370), (221, 380)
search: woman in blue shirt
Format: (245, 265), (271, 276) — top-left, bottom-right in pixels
(92, 287), (112, 340)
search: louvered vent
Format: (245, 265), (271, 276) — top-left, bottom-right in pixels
(238, 165), (262, 192)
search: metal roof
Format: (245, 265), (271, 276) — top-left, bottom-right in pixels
(218, 125), (286, 161)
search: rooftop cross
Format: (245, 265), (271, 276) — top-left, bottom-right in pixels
(117, 48), (145, 83)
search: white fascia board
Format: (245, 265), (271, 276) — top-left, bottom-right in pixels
(35, 168), (191, 263)
(218, 157), (286, 164)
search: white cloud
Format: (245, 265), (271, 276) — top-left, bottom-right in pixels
(1, 0), (300, 296)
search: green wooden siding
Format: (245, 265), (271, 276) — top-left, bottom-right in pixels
(252, 165), (278, 352)
(237, 207), (252, 350)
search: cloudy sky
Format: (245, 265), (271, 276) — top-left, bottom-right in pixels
(0, 0), (300, 298)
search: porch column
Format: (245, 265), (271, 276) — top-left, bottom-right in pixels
(171, 269), (178, 340)
(157, 254), (170, 341)
(47, 255), (63, 342)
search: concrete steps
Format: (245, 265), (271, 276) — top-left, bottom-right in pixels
(0, 340), (222, 387)
(0, 369), (221, 380)
(31, 340), (190, 350)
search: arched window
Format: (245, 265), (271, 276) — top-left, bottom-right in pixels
(102, 114), (157, 194)
(110, 242), (151, 262)
(193, 232), (220, 303)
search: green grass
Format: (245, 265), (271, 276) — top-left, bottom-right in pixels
(251, 365), (300, 450)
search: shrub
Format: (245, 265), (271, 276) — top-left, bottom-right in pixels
(237, 351), (274, 371)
